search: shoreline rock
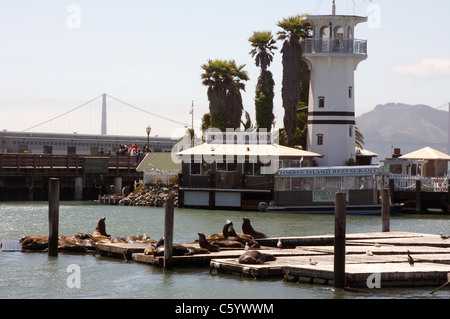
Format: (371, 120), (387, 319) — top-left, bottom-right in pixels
(116, 184), (179, 207)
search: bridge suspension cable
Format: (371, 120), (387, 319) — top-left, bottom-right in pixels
(22, 94), (104, 132)
(106, 94), (190, 126)
(21, 93), (191, 135)
(433, 102), (450, 110)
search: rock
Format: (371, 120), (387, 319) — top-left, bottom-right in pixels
(117, 184), (178, 207)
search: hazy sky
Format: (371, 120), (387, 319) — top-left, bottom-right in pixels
(1, 0), (449, 137)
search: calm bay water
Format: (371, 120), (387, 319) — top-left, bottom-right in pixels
(1, 201), (450, 299)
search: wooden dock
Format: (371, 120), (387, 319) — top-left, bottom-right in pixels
(210, 232), (450, 288)
(6, 231), (450, 288)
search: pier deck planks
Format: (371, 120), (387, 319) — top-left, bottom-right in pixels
(209, 232), (450, 287)
(7, 231), (450, 287)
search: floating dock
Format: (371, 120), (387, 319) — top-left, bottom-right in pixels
(4, 231), (450, 288)
(95, 231), (450, 288)
(209, 232), (450, 288)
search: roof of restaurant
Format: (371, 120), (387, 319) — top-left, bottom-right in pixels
(399, 147), (450, 160)
(176, 143), (323, 159)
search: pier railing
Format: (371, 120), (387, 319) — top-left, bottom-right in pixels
(390, 174), (448, 192)
(301, 38), (367, 56)
(0, 153), (143, 175)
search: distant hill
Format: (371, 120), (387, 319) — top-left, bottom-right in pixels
(356, 103), (449, 161)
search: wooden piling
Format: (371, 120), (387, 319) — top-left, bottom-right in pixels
(415, 180), (422, 213)
(48, 178), (60, 257)
(334, 192), (346, 289)
(381, 188), (390, 232)
(164, 192), (175, 270)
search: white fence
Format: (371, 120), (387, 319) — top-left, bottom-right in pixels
(390, 174), (448, 192)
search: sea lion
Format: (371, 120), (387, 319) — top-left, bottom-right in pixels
(111, 236), (127, 243)
(222, 220), (233, 238)
(226, 222), (260, 248)
(126, 235), (156, 244)
(19, 235), (48, 250)
(92, 217), (110, 238)
(73, 233), (97, 248)
(207, 220), (252, 241)
(155, 244), (194, 256)
(242, 217), (267, 239)
(144, 245), (156, 255)
(197, 233), (220, 252)
(58, 234), (96, 251)
(238, 250), (276, 264)
(210, 239), (244, 248)
(153, 237), (195, 256)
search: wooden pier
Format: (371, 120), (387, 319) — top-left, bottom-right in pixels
(0, 153), (143, 201)
(210, 232), (450, 288)
(5, 231), (450, 288)
(92, 231), (450, 288)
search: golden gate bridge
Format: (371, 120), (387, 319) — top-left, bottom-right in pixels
(21, 93), (193, 139)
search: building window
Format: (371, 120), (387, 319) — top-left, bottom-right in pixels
(317, 134), (324, 145)
(243, 161), (264, 176)
(348, 86), (353, 98)
(216, 161), (238, 172)
(318, 96), (325, 108)
(191, 161), (211, 175)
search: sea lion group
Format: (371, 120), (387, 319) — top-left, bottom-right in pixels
(19, 217), (155, 252)
(19, 216), (276, 265)
(196, 217), (276, 265)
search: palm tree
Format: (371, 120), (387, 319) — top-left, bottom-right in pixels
(249, 31), (277, 132)
(355, 126), (365, 150)
(201, 59), (249, 131)
(277, 15), (312, 146)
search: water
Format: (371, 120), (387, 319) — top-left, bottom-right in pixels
(1, 201), (450, 300)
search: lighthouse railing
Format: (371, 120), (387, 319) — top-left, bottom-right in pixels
(302, 38), (367, 56)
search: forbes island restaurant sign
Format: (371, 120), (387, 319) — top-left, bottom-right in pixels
(205, 131), (273, 145)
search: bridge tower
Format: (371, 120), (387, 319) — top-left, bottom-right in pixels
(101, 93), (107, 135)
(303, 2), (368, 166)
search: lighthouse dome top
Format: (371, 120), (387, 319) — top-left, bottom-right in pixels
(302, 15), (367, 27)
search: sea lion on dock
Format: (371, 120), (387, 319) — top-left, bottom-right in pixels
(207, 220), (252, 241)
(153, 237), (195, 256)
(238, 250), (276, 264)
(19, 235), (48, 250)
(58, 233), (97, 251)
(198, 233), (220, 252)
(144, 245), (156, 255)
(211, 240), (244, 248)
(242, 217), (267, 239)
(127, 235), (156, 244)
(226, 222), (260, 248)
(92, 217), (110, 238)
(154, 244), (195, 256)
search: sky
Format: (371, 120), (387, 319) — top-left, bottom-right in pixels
(0, 0), (449, 138)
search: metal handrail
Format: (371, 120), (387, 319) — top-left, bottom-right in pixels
(301, 38), (367, 55)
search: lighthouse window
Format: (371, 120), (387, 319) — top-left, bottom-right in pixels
(348, 87), (353, 98)
(349, 126), (353, 137)
(318, 96), (325, 108)
(317, 134), (324, 145)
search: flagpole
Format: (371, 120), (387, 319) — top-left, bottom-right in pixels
(191, 101), (194, 147)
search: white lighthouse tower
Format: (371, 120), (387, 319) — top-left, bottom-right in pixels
(303, 2), (367, 166)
